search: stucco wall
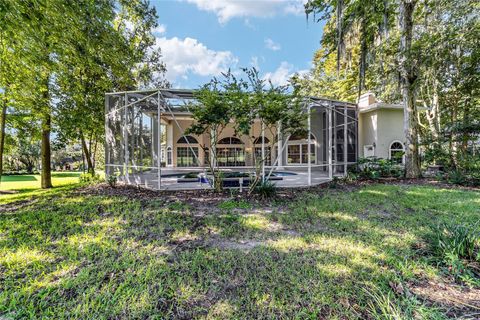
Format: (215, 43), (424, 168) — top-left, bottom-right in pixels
(358, 108), (404, 159)
(168, 120), (277, 167)
(358, 111), (377, 157)
(376, 109), (404, 159)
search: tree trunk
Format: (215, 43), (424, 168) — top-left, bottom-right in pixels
(0, 90), (7, 184)
(80, 130), (94, 175)
(399, 0), (422, 178)
(41, 113), (53, 188)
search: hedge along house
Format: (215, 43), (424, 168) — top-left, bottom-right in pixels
(105, 88), (358, 190)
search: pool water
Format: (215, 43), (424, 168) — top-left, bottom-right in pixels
(161, 171), (298, 179)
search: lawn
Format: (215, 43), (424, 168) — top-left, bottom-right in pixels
(0, 172), (82, 191)
(0, 182), (479, 319)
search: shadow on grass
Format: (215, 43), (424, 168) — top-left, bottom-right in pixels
(1, 183), (477, 318)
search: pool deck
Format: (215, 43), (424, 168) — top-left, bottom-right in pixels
(120, 168), (334, 191)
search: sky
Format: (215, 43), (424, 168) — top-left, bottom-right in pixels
(151, 0), (326, 89)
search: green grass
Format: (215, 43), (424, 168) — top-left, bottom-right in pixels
(0, 172), (82, 191)
(0, 183), (478, 319)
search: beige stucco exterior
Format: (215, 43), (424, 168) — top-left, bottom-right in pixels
(358, 93), (407, 161)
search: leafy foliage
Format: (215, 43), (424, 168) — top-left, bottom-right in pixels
(353, 157), (404, 180)
(79, 172), (101, 184)
(430, 222), (480, 286)
(254, 180), (277, 199)
(186, 68), (306, 192)
(106, 175), (118, 188)
(0, 0), (168, 186)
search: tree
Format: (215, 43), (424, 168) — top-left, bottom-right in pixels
(186, 68), (305, 192)
(55, 0), (168, 176)
(1, 0), (168, 188)
(398, 0), (421, 178)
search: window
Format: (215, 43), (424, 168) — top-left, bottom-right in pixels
(177, 147), (198, 167)
(218, 136), (243, 144)
(254, 136), (271, 166)
(177, 135), (198, 144)
(254, 147), (271, 166)
(389, 141), (404, 164)
(287, 133), (316, 164)
(217, 136), (245, 166)
(166, 147), (172, 165)
(253, 137), (270, 144)
(217, 147), (245, 166)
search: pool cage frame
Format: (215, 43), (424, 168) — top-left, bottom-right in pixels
(105, 88), (358, 190)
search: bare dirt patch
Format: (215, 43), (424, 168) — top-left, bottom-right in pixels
(409, 279), (480, 318)
(0, 198), (38, 214)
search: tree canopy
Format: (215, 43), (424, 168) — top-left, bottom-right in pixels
(0, 0), (168, 186)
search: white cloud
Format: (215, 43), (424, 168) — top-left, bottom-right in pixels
(263, 61), (308, 86)
(284, 1), (308, 15)
(264, 38), (281, 51)
(152, 24), (167, 35)
(155, 37), (238, 82)
(183, 0), (307, 23)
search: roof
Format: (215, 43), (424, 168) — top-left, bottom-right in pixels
(105, 88), (357, 108)
(359, 102), (427, 114)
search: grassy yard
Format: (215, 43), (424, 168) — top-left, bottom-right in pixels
(0, 172), (82, 191)
(0, 182), (479, 319)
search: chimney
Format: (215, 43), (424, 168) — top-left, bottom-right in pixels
(358, 92), (376, 109)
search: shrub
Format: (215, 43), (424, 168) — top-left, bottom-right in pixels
(443, 169), (480, 187)
(432, 222), (479, 261)
(79, 172), (101, 184)
(106, 175), (117, 188)
(356, 157), (404, 180)
(255, 180), (277, 199)
(430, 222), (480, 285)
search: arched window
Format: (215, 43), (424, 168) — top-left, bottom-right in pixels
(287, 133), (316, 164)
(253, 137), (270, 144)
(217, 137), (244, 166)
(176, 136), (198, 167)
(166, 147), (172, 166)
(177, 135), (198, 144)
(389, 141), (404, 164)
(218, 137), (243, 144)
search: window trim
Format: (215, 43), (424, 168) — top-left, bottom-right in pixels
(286, 133), (317, 165)
(389, 140), (405, 164)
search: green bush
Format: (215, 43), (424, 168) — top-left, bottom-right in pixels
(430, 222), (480, 285)
(443, 169), (480, 187)
(79, 172), (101, 184)
(106, 175), (117, 188)
(354, 157), (404, 180)
(255, 180), (277, 199)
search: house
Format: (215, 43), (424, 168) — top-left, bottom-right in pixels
(358, 92), (410, 164)
(104, 89), (410, 190)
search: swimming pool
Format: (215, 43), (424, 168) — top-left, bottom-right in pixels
(161, 171), (298, 179)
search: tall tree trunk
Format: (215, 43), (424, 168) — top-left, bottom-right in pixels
(0, 91), (7, 184)
(41, 113), (52, 188)
(399, 0), (422, 178)
(80, 130), (94, 175)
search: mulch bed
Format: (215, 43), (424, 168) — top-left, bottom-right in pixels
(73, 177), (478, 208)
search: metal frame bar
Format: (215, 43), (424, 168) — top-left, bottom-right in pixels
(307, 101), (312, 186)
(328, 103), (333, 179)
(106, 89), (359, 190)
(157, 91), (162, 190)
(124, 93), (129, 183)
